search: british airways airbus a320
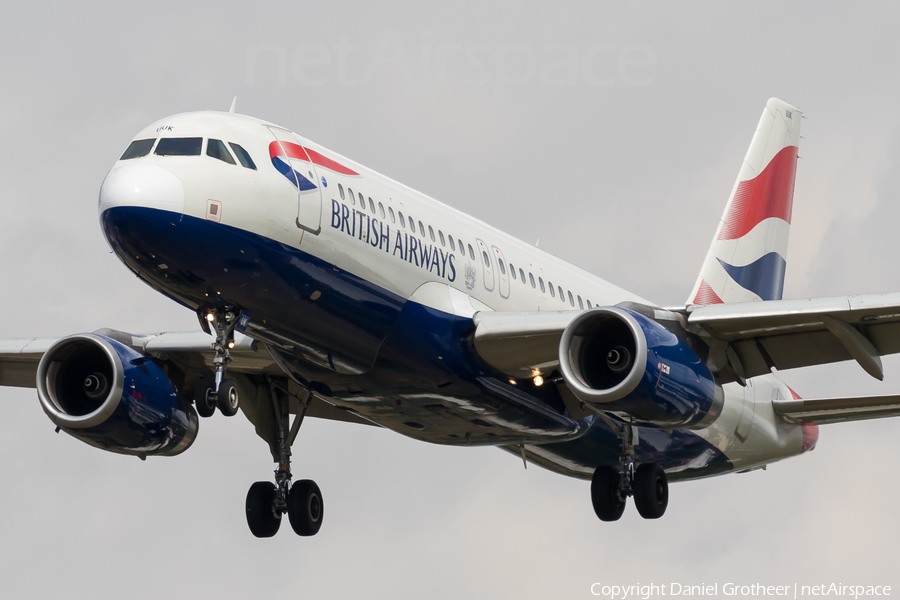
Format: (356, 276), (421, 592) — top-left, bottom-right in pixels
(3, 97), (899, 537)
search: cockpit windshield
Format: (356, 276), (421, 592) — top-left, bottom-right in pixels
(229, 142), (257, 170)
(207, 139), (236, 165)
(155, 137), (202, 156)
(120, 139), (155, 160)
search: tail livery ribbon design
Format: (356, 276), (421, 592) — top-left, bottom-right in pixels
(688, 98), (801, 305)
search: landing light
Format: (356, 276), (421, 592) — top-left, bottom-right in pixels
(206, 313), (215, 323)
(228, 341), (235, 349)
(533, 375), (544, 387)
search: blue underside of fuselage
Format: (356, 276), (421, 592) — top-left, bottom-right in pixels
(100, 206), (733, 481)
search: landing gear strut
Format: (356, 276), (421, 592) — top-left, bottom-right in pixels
(590, 422), (668, 521)
(246, 377), (323, 538)
(193, 307), (241, 418)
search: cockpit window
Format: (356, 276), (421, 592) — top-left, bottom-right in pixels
(155, 137), (202, 156)
(207, 139), (236, 165)
(229, 143), (257, 170)
(120, 139), (155, 160)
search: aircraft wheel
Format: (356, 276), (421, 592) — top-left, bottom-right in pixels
(217, 379), (240, 417)
(194, 380), (216, 418)
(246, 482), (282, 538)
(591, 466), (625, 521)
(633, 463), (668, 519)
(288, 479), (324, 536)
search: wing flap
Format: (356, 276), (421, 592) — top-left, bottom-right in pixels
(686, 293), (900, 378)
(773, 394), (900, 425)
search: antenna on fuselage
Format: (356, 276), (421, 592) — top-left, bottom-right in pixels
(229, 96), (238, 113)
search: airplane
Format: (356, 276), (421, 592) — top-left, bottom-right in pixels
(3, 97), (900, 538)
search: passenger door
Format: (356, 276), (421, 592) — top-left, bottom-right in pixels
(476, 238), (495, 292)
(492, 245), (510, 299)
(267, 127), (322, 235)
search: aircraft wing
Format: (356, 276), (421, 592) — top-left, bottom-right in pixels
(684, 293), (900, 381)
(0, 329), (374, 427)
(472, 293), (900, 383)
(0, 329), (270, 389)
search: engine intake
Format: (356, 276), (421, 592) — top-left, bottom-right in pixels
(559, 307), (721, 429)
(36, 334), (198, 457)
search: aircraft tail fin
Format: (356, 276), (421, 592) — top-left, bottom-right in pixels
(687, 98), (802, 305)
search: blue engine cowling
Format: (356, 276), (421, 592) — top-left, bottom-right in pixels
(559, 307), (722, 429)
(36, 333), (198, 457)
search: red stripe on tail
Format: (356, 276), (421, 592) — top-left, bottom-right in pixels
(717, 146), (798, 241)
(692, 279), (724, 305)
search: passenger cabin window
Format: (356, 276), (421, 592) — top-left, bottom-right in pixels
(155, 137), (202, 156)
(338, 184), (345, 200)
(519, 268), (526, 283)
(558, 286), (565, 302)
(388, 207), (395, 223)
(368, 197), (375, 213)
(439, 231), (445, 246)
(348, 188), (355, 205)
(468, 245), (475, 261)
(399, 212), (406, 228)
(587, 300), (593, 309)
(358, 192), (364, 206)
(549, 282), (555, 297)
(229, 143), (257, 170)
(568, 291), (575, 306)
(428, 225), (435, 242)
(510, 264), (517, 280)
(449, 236), (456, 251)
(482, 251), (490, 266)
(418, 221), (425, 237)
(409, 218), (416, 233)
(378, 202), (385, 218)
(498, 259), (506, 275)
(578, 295), (584, 309)
(120, 139), (155, 160)
(529, 273), (536, 288)
(539, 277), (545, 293)
(207, 139), (235, 165)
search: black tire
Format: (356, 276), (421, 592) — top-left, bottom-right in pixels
(194, 380), (216, 418)
(288, 479), (324, 536)
(633, 463), (668, 519)
(217, 379), (239, 417)
(246, 482), (281, 538)
(591, 466), (625, 521)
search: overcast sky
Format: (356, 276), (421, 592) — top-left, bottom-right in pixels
(2, 2), (900, 598)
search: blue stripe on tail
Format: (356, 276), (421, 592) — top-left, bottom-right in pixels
(717, 252), (786, 301)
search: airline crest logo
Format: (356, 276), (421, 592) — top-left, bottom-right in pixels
(269, 141), (359, 191)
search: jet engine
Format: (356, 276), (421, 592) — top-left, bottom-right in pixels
(36, 333), (198, 457)
(559, 307), (722, 429)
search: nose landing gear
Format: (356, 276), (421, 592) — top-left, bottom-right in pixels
(590, 422), (669, 521)
(246, 376), (324, 538)
(193, 307), (242, 418)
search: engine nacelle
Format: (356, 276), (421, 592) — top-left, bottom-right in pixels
(559, 307), (722, 429)
(36, 334), (198, 457)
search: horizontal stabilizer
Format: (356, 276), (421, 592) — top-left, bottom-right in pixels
(774, 394), (900, 425)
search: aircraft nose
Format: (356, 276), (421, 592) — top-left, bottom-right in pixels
(99, 163), (184, 215)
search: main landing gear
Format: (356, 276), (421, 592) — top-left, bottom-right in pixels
(194, 307), (241, 418)
(245, 377), (324, 538)
(591, 423), (668, 521)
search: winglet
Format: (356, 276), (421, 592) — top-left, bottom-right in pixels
(229, 96), (238, 113)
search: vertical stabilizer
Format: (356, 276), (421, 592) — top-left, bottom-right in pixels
(687, 98), (801, 305)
